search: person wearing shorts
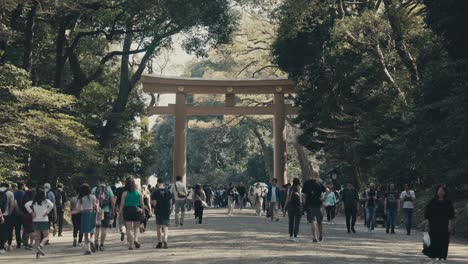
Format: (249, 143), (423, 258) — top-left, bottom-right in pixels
(302, 177), (326, 243)
(120, 178), (144, 250)
(92, 178), (114, 251)
(75, 184), (98, 255)
(24, 186), (54, 257)
(151, 178), (172, 249)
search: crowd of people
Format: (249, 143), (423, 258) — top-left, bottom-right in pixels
(0, 176), (456, 262)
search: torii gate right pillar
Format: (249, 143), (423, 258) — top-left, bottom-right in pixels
(274, 93), (287, 187)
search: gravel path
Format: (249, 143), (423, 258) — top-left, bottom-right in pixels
(1, 208), (467, 263)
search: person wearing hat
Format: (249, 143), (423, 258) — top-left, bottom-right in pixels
(44, 183), (58, 237)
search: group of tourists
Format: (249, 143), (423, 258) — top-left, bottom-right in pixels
(0, 176), (456, 262)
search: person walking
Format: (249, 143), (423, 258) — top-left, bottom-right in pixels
(75, 183), (98, 255)
(285, 178), (303, 242)
(237, 182), (247, 210)
(193, 184), (206, 224)
(302, 177), (326, 242)
(114, 182), (126, 241)
(120, 178), (144, 250)
(400, 184), (416, 235)
(323, 186), (337, 224)
(70, 187), (83, 247)
(341, 182), (359, 233)
(24, 187), (54, 258)
(384, 183), (400, 234)
(226, 183), (237, 216)
(171, 176), (187, 227)
(267, 179), (281, 222)
(422, 185), (455, 262)
(364, 183), (378, 232)
(151, 178), (172, 249)
(13, 182), (26, 249)
(0, 183), (15, 252)
(54, 183), (67, 237)
(91, 177), (114, 251)
(140, 185), (152, 233)
(254, 183), (265, 216)
(20, 184), (36, 251)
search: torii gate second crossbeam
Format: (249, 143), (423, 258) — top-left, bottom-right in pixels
(142, 75), (297, 187)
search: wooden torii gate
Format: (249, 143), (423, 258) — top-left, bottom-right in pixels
(141, 75), (297, 187)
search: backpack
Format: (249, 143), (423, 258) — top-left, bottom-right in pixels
(54, 190), (63, 208)
(0, 190), (7, 213)
(290, 191), (302, 207)
(96, 185), (110, 208)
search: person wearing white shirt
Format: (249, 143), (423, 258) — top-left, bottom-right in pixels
(400, 184), (416, 235)
(24, 187), (54, 257)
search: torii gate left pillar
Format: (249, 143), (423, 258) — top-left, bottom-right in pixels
(173, 92), (187, 184)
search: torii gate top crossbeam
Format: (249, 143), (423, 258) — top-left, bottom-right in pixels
(141, 75), (295, 94)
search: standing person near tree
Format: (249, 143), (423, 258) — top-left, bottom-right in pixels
(341, 182), (359, 234)
(193, 184), (206, 224)
(267, 179), (281, 222)
(422, 185), (455, 262)
(75, 183), (98, 255)
(91, 177), (114, 251)
(170, 176), (187, 227)
(323, 185), (337, 225)
(302, 176), (326, 243)
(55, 183), (67, 237)
(400, 184), (416, 235)
(24, 186), (54, 258)
(120, 178), (144, 250)
(151, 178), (172, 249)
(384, 183), (400, 234)
(284, 178), (303, 242)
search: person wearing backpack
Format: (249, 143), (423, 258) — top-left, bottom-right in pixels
(21, 184), (37, 250)
(285, 178), (303, 242)
(91, 177), (114, 251)
(0, 182), (15, 253)
(55, 183), (67, 237)
(384, 183), (400, 234)
(151, 178), (172, 249)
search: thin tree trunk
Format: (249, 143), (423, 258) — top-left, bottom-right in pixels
(383, 0), (420, 85)
(22, 0), (39, 73)
(251, 127), (273, 178)
(54, 18), (67, 89)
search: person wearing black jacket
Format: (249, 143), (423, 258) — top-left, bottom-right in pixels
(341, 182), (359, 234)
(55, 183), (67, 237)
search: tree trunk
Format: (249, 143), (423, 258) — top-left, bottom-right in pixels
(100, 28), (133, 147)
(22, 0), (39, 73)
(251, 127), (273, 179)
(383, 0), (420, 86)
(54, 18), (67, 89)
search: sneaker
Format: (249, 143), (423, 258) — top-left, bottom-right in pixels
(24, 246), (33, 251)
(156, 242), (162, 249)
(351, 227), (356, 233)
(289, 237), (295, 242)
(294, 237), (299, 242)
(275, 218), (279, 222)
(319, 237), (323, 242)
(180, 223), (183, 227)
(134, 241), (141, 249)
(85, 250), (92, 255)
(128, 246), (133, 250)
(99, 245), (104, 251)
(312, 238), (318, 243)
(140, 227), (145, 233)
(391, 230), (396, 234)
(7, 245), (13, 251)
(37, 245), (45, 256)
(53, 229), (57, 237)
(163, 242), (168, 249)
(120, 233), (125, 242)
(73, 239), (77, 247)
(0, 249), (6, 254)
(90, 242), (96, 253)
(347, 230), (351, 234)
